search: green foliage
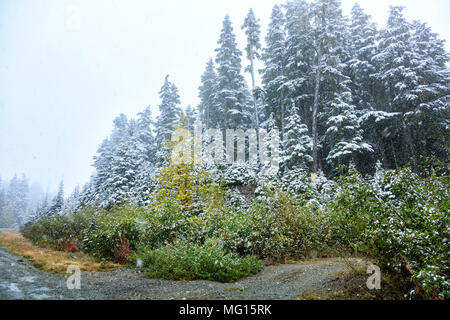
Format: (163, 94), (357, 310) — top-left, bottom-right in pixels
(82, 205), (149, 259)
(331, 163), (450, 299)
(21, 157), (449, 298)
(21, 207), (95, 251)
(215, 186), (337, 262)
(134, 238), (261, 283)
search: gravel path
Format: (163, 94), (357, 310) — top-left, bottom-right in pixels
(0, 247), (93, 300)
(0, 246), (356, 300)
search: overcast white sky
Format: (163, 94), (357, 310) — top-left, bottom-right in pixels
(0, 0), (449, 195)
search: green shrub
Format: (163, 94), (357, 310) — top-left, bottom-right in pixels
(21, 157), (449, 299)
(331, 165), (450, 299)
(82, 205), (149, 259)
(21, 207), (95, 251)
(134, 238), (261, 283)
(215, 187), (337, 262)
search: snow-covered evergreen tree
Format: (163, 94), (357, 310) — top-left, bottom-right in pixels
(30, 193), (50, 222)
(155, 75), (181, 144)
(284, 0), (314, 135)
(185, 105), (196, 131)
(198, 58), (219, 129)
(324, 85), (373, 168)
(405, 20), (450, 160)
(215, 15), (249, 130)
(133, 106), (157, 205)
(0, 177), (7, 227)
(260, 112), (281, 177)
(63, 185), (81, 214)
(348, 3), (378, 113)
(92, 137), (113, 205)
(155, 75), (182, 164)
(48, 181), (64, 216)
(2, 174), (29, 226)
(261, 4), (288, 139)
(281, 103), (313, 171)
(372, 6), (422, 167)
(242, 8), (262, 130)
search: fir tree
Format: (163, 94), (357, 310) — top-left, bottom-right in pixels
(348, 3), (378, 113)
(261, 4), (288, 139)
(155, 75), (182, 165)
(185, 105), (196, 131)
(242, 8), (262, 131)
(215, 15), (249, 130)
(155, 75), (182, 146)
(372, 6), (420, 167)
(198, 58), (219, 129)
(284, 0), (314, 136)
(405, 20), (450, 160)
(48, 181), (64, 216)
(0, 177), (6, 227)
(281, 103), (313, 171)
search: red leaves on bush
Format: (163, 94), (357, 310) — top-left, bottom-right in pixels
(64, 242), (79, 253)
(113, 235), (130, 264)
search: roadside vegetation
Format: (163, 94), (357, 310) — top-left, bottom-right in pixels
(0, 231), (119, 274)
(19, 154), (449, 299)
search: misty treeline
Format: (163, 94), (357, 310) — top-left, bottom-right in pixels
(0, 174), (65, 227)
(27, 0), (450, 217)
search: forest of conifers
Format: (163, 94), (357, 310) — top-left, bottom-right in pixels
(6, 0), (449, 299)
(65, 0), (449, 210)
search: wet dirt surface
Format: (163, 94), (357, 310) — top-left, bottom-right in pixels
(0, 244), (357, 300)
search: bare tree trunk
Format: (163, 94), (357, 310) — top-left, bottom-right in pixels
(312, 44), (322, 174)
(280, 94), (285, 142)
(390, 139), (398, 168)
(379, 138), (389, 169)
(403, 122), (418, 169)
(249, 54), (259, 131)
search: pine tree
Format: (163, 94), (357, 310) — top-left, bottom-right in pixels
(5, 175), (19, 226)
(0, 177), (6, 227)
(348, 3), (378, 113)
(133, 106), (157, 205)
(405, 20), (450, 160)
(3, 174), (29, 226)
(109, 119), (146, 207)
(155, 75), (182, 164)
(281, 103), (313, 171)
(215, 15), (249, 130)
(48, 181), (64, 216)
(92, 137), (114, 205)
(372, 6), (420, 167)
(16, 175), (29, 225)
(347, 3), (394, 170)
(30, 193), (50, 222)
(260, 112), (281, 176)
(137, 106), (156, 156)
(155, 75), (182, 144)
(310, 0), (345, 172)
(79, 181), (96, 208)
(261, 4), (288, 139)
(324, 86), (373, 168)
(185, 105), (196, 131)
(198, 58), (219, 129)
(63, 186), (81, 214)
(284, 0), (315, 138)
(242, 8), (262, 131)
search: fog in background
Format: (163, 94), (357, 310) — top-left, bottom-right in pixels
(0, 0), (449, 196)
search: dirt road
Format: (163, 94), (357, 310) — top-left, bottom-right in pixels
(0, 244), (366, 300)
